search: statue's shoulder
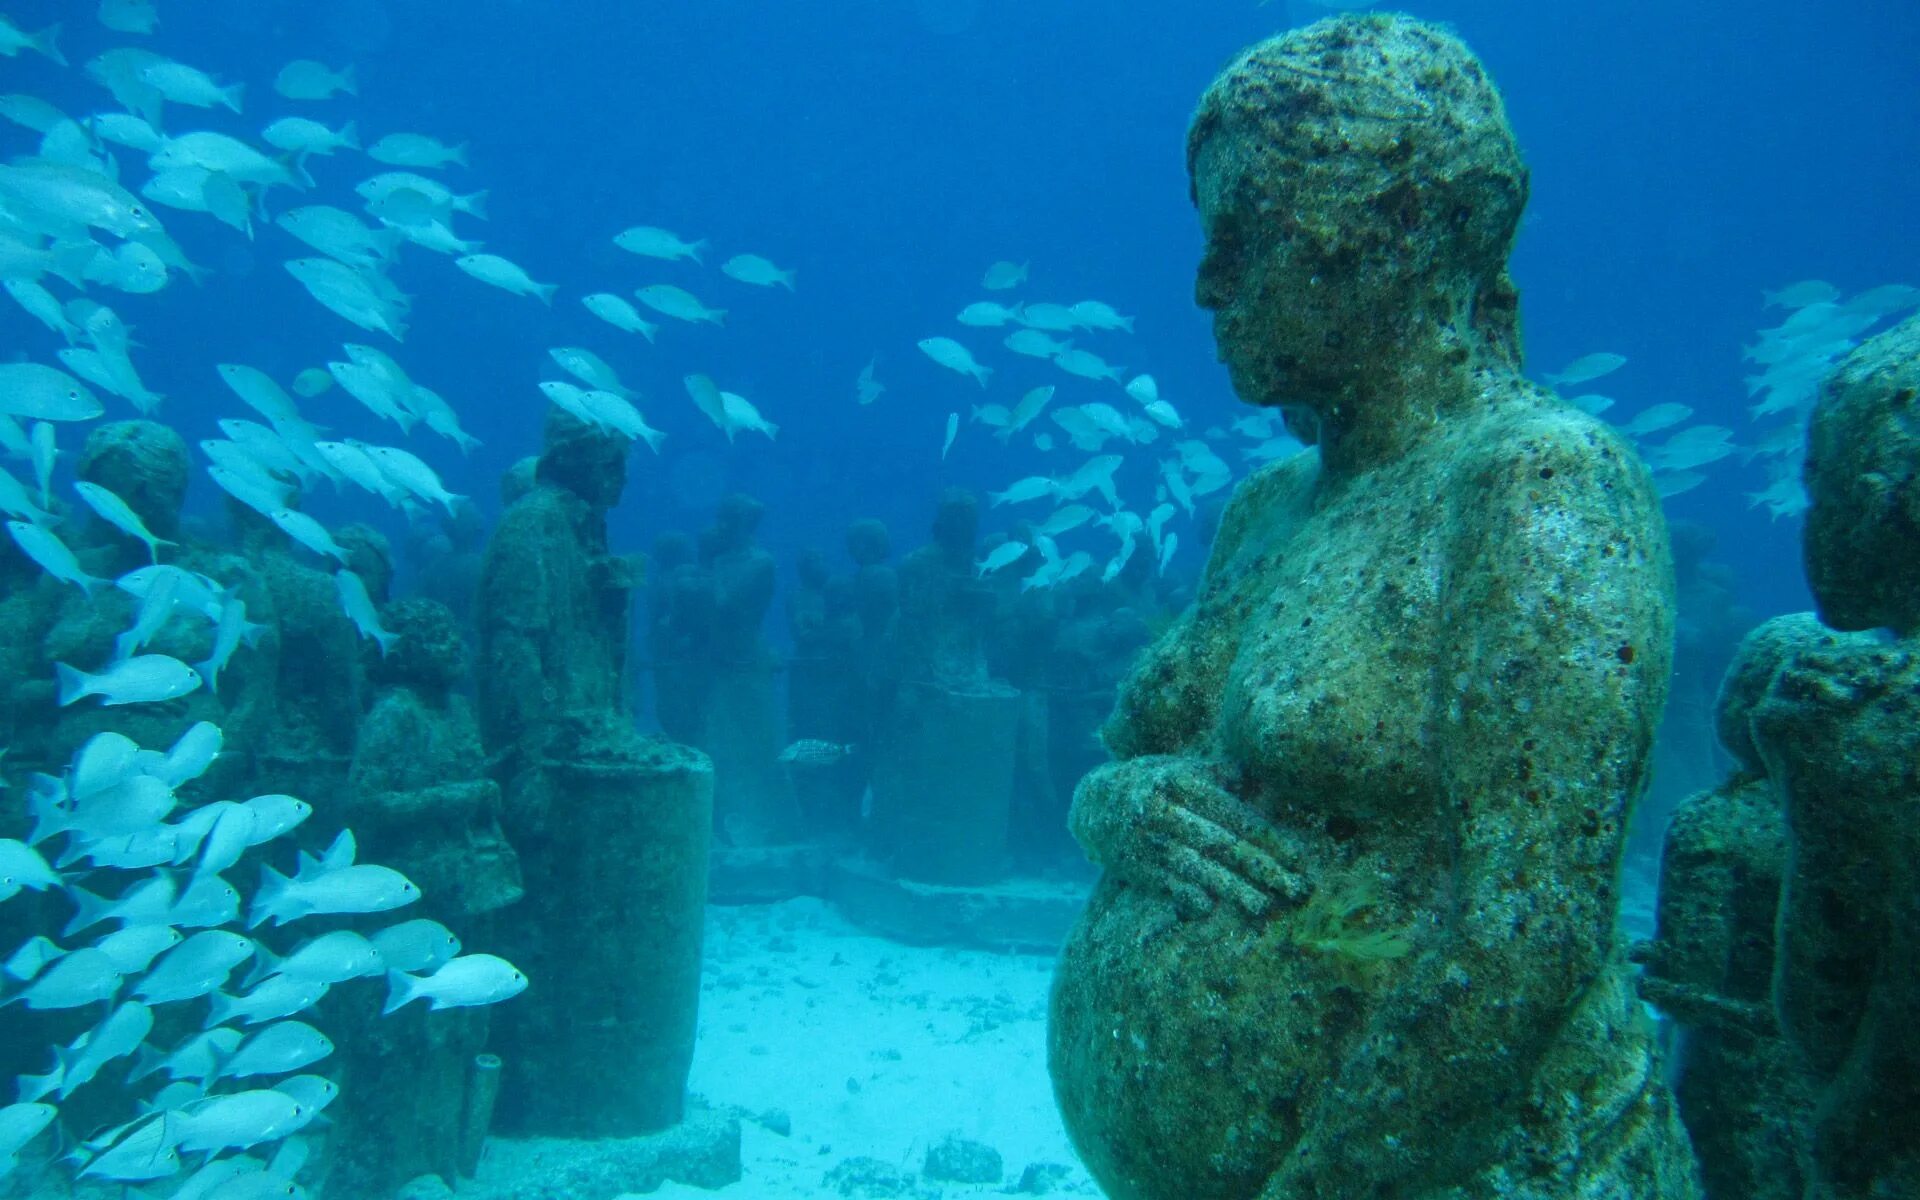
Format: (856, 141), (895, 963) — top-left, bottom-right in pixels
(1451, 389), (1659, 513)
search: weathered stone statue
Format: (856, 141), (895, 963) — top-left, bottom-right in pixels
(349, 597), (522, 919)
(1728, 317), (1917, 1199)
(331, 598), (521, 1196)
(7, 420), (269, 796)
(1638, 617), (1815, 1200)
(1642, 318), (1920, 1200)
(869, 490), (1021, 884)
(1048, 16), (1698, 1199)
(476, 410), (712, 1136)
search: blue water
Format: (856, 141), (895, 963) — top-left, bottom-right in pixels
(5, 0), (1914, 621)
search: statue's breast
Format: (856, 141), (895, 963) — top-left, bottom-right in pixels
(1215, 493), (1448, 819)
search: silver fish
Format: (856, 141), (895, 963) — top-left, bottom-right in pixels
(777, 739), (856, 768)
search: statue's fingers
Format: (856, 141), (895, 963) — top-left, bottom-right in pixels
(1168, 843), (1270, 917)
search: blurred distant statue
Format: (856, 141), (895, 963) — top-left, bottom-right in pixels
(476, 410), (712, 1137)
(1048, 17), (1700, 1199)
(1644, 314), (1920, 1200)
(696, 493), (800, 846)
(785, 547), (864, 836)
(646, 530), (713, 746)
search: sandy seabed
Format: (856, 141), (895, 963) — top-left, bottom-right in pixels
(652, 897), (1098, 1199)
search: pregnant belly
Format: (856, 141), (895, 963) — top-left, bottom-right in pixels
(1048, 877), (1351, 1200)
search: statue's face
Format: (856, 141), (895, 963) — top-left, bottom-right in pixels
(1191, 136), (1348, 413)
(1193, 141), (1278, 408)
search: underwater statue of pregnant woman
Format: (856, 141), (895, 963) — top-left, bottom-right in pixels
(1046, 16), (1701, 1199)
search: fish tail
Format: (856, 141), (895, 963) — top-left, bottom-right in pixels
(451, 142), (471, 168)
(339, 120), (361, 151)
(222, 82), (246, 115)
(250, 864), (292, 929)
(688, 239), (709, 265)
(53, 662), (92, 707)
(536, 283), (557, 307)
(60, 885), (110, 939)
(779, 269), (797, 292)
(203, 991), (239, 1030)
(456, 189), (489, 220)
(974, 364), (994, 388)
(374, 630), (398, 659)
(339, 64), (360, 97)
(382, 969), (424, 1016)
(31, 23), (64, 66)
(709, 308), (728, 327)
(127, 1041), (167, 1083)
(240, 947), (281, 991)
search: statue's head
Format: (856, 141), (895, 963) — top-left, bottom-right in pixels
(535, 409), (628, 510)
(78, 420), (190, 539)
(1802, 316), (1920, 635)
(1188, 15), (1527, 416)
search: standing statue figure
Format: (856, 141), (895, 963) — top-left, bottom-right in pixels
(476, 410), (712, 1137)
(1048, 16), (1699, 1200)
(698, 493), (801, 846)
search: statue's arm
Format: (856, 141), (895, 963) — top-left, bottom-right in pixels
(1268, 420), (1674, 1194)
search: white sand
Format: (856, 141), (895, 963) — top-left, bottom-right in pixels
(656, 897), (1098, 1198)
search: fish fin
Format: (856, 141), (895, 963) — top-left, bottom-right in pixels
(382, 969), (423, 1015)
(339, 64), (360, 97)
(31, 23), (64, 66)
(975, 365), (994, 388)
(455, 189), (488, 220)
(710, 308), (727, 327)
(536, 283), (557, 306)
(373, 630), (398, 658)
(202, 991), (239, 1030)
(451, 143), (470, 168)
(323, 829), (358, 870)
(53, 662), (92, 707)
(779, 269), (796, 292)
(688, 239), (708, 265)
(221, 82), (246, 115)
(1119, 317), (1136, 333)
(339, 120), (361, 152)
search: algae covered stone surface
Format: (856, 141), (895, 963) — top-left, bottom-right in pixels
(1048, 15), (1698, 1200)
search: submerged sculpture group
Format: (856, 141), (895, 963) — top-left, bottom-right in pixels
(0, 14), (1909, 1200)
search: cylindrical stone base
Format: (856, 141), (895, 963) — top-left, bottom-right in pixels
(494, 734), (713, 1136)
(869, 679), (1020, 885)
